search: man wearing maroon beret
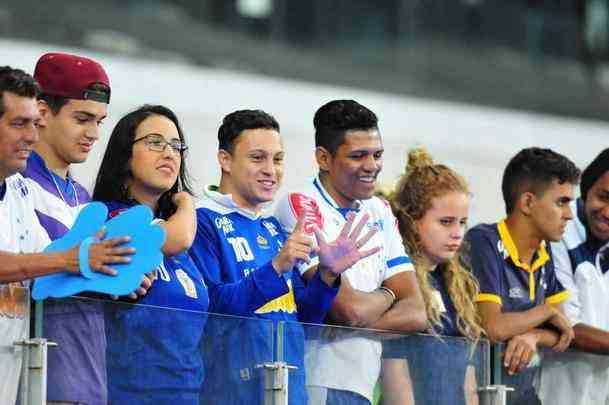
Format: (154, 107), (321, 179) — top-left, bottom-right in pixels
(23, 52), (112, 405)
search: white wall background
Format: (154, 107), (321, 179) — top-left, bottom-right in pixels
(3, 39), (607, 225)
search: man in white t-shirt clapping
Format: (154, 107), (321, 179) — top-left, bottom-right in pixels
(274, 99), (427, 405)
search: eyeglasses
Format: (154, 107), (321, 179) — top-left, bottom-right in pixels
(132, 134), (188, 154)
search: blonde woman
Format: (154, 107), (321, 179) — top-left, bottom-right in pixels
(381, 148), (484, 405)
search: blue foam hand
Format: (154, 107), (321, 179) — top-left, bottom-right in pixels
(32, 202), (166, 300)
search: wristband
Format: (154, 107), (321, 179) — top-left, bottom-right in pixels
(378, 286), (397, 304)
(78, 236), (97, 279)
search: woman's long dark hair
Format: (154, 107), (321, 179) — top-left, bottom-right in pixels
(92, 104), (194, 220)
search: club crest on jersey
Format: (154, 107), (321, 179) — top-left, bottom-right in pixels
(288, 193), (323, 234)
(370, 219), (384, 231)
(11, 177), (28, 197)
(215, 216), (235, 235)
(497, 240), (509, 259)
(257, 234), (269, 249)
(262, 220), (279, 236)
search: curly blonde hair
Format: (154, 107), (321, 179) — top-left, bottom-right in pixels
(389, 148), (483, 342)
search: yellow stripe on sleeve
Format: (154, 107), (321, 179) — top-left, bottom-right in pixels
(475, 293), (502, 305)
(546, 290), (570, 305)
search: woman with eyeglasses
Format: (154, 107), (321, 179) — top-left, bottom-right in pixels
(92, 105), (208, 404)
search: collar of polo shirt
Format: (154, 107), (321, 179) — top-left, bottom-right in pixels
(497, 219), (550, 301)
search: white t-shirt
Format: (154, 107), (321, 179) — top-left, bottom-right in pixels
(274, 177), (414, 402)
(0, 174), (50, 405)
(537, 199), (609, 405)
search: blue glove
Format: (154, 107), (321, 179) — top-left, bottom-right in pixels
(32, 202), (165, 300)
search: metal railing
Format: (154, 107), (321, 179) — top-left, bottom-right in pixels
(11, 295), (502, 405)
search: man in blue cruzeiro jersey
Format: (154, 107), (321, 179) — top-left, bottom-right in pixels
(274, 100), (427, 405)
(189, 109), (380, 405)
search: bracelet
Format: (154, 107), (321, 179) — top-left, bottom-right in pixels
(78, 236), (96, 279)
(378, 286), (397, 305)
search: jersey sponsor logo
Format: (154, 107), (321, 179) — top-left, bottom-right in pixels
(242, 267), (256, 277)
(256, 234), (269, 249)
(254, 279), (297, 314)
(215, 216), (235, 235)
(288, 193), (323, 234)
(508, 287), (524, 299)
(175, 269), (198, 299)
(262, 220), (279, 236)
(227, 237), (254, 262)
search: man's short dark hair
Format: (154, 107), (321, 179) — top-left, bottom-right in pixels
(502, 147), (581, 214)
(218, 109), (279, 154)
(314, 100), (378, 155)
(0, 66), (40, 118)
(580, 148), (609, 202)
(37, 82), (110, 114)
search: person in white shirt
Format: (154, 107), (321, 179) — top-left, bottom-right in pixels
(537, 148), (609, 405)
(0, 65), (132, 405)
(274, 99), (427, 405)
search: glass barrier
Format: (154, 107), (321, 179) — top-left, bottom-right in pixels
(491, 343), (606, 405)
(39, 296), (274, 405)
(284, 320), (491, 405)
(0, 284), (29, 405)
(35, 295), (492, 405)
(36, 294), (609, 405)
(26, 294), (609, 404)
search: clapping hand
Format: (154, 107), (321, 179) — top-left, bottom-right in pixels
(315, 212), (381, 277)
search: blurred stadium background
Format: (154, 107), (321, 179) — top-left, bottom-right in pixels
(1, 0), (608, 224)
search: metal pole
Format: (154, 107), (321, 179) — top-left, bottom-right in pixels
(478, 385), (514, 405)
(33, 301), (43, 338)
(14, 338), (56, 405)
(18, 342), (30, 405)
(491, 342), (504, 385)
(256, 362), (297, 405)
